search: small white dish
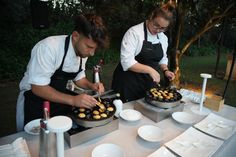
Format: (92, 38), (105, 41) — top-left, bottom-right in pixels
(91, 143), (125, 157)
(172, 112), (199, 125)
(24, 119), (41, 135)
(138, 125), (163, 142)
(119, 109), (142, 122)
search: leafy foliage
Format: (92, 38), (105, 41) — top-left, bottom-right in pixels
(0, 0), (235, 81)
(187, 43), (229, 57)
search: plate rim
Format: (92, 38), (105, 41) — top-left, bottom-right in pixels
(24, 118), (41, 135)
(119, 109), (142, 121)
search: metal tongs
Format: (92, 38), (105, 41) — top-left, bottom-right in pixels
(92, 90), (120, 99)
(66, 80), (93, 94)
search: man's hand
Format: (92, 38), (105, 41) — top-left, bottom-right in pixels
(164, 70), (175, 81)
(72, 94), (97, 109)
(90, 82), (105, 94)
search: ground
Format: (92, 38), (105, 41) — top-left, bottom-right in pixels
(0, 81), (19, 137)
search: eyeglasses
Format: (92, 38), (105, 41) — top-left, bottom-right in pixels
(150, 20), (168, 32)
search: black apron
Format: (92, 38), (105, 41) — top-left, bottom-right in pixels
(24, 36), (82, 125)
(112, 22), (164, 102)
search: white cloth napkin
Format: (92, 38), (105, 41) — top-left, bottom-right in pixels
(147, 146), (176, 157)
(194, 113), (236, 140)
(179, 88), (204, 103)
(0, 137), (31, 157)
(165, 127), (223, 157)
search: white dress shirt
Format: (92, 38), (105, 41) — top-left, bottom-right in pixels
(120, 22), (168, 71)
(16, 35), (87, 131)
(19, 35), (87, 91)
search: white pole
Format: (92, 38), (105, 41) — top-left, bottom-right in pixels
(199, 78), (207, 113)
(199, 73), (212, 113)
(47, 116), (72, 157)
(56, 132), (64, 157)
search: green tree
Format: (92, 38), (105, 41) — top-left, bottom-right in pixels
(168, 0), (236, 87)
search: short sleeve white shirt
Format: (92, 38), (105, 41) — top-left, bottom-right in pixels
(120, 22), (168, 71)
(19, 35), (87, 91)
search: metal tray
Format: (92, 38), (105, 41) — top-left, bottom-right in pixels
(145, 91), (182, 109)
(70, 100), (116, 128)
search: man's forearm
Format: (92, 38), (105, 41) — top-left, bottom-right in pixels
(75, 78), (93, 89)
(31, 84), (74, 106)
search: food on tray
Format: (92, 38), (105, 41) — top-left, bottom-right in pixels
(101, 113), (108, 118)
(79, 108), (85, 112)
(93, 114), (101, 120)
(107, 107), (114, 112)
(146, 87), (182, 102)
(78, 113), (86, 118)
(73, 98), (116, 121)
(93, 110), (100, 115)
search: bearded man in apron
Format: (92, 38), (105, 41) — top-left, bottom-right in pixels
(112, 4), (175, 102)
(16, 14), (109, 131)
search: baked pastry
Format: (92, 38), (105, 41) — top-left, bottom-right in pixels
(74, 98), (116, 121)
(78, 113), (86, 118)
(147, 87), (181, 102)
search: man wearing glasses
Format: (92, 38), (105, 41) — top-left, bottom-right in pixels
(112, 4), (175, 102)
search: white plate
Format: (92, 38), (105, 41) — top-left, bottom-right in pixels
(92, 143), (125, 157)
(165, 127), (224, 157)
(119, 109), (142, 122)
(24, 119), (41, 135)
(147, 146), (176, 157)
(172, 112), (199, 125)
(194, 113), (236, 140)
(138, 125), (163, 142)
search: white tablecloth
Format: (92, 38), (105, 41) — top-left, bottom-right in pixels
(0, 99), (236, 157)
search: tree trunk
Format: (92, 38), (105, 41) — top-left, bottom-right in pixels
(171, 50), (181, 88)
(169, 1), (185, 87)
(214, 18), (227, 77)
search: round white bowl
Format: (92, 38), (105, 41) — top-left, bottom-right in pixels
(138, 125), (163, 142)
(92, 143), (125, 157)
(172, 111), (199, 124)
(24, 118), (41, 135)
(119, 109), (142, 122)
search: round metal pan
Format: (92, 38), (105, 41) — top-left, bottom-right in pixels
(145, 90), (182, 109)
(71, 99), (116, 128)
(74, 114), (114, 128)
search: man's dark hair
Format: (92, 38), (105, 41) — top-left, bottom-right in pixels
(74, 14), (109, 49)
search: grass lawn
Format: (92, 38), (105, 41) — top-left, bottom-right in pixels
(179, 54), (236, 107)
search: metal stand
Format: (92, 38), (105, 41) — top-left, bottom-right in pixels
(191, 73), (212, 116)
